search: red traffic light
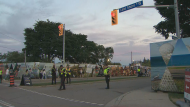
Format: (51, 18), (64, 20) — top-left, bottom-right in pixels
(111, 12), (115, 17)
(58, 25), (61, 30)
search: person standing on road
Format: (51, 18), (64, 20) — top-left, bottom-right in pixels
(137, 67), (141, 77)
(4, 67), (9, 80)
(52, 64), (56, 84)
(25, 69), (29, 76)
(0, 69), (3, 83)
(43, 69), (46, 79)
(104, 65), (110, 89)
(59, 65), (66, 90)
(79, 68), (83, 78)
(66, 65), (71, 84)
(40, 70), (43, 79)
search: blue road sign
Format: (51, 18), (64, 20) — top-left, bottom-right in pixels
(119, 1), (143, 13)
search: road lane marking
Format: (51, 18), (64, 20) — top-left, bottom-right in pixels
(15, 87), (104, 106)
(0, 83), (104, 106)
(0, 100), (14, 107)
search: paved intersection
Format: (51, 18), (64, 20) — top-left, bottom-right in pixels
(0, 77), (150, 107)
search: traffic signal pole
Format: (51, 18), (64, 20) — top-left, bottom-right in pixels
(114, 0), (181, 39)
(58, 24), (65, 65)
(63, 24), (65, 65)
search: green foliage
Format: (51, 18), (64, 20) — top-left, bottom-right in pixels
(174, 79), (184, 92)
(153, 0), (190, 39)
(107, 62), (121, 65)
(0, 51), (24, 63)
(23, 19), (114, 64)
(141, 57), (151, 66)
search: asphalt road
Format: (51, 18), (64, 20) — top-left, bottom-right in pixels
(0, 77), (151, 107)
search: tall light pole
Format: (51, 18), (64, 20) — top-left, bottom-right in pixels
(25, 49), (26, 66)
(131, 51), (132, 64)
(174, 0), (180, 38)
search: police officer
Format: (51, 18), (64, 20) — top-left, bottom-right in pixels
(0, 69), (3, 83)
(66, 65), (71, 84)
(137, 67), (140, 77)
(59, 65), (66, 90)
(52, 64), (56, 85)
(104, 65), (110, 89)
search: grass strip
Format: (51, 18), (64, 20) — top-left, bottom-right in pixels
(32, 77), (138, 86)
(168, 67), (189, 70)
(168, 92), (184, 106)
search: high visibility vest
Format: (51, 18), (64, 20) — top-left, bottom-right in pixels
(104, 69), (107, 75)
(104, 68), (110, 75)
(0, 70), (2, 75)
(66, 68), (71, 75)
(138, 69), (140, 72)
(61, 68), (66, 77)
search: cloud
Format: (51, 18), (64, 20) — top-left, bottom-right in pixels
(133, 14), (150, 21)
(0, 0), (167, 65)
(115, 43), (128, 46)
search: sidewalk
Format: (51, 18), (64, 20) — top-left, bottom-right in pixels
(105, 86), (177, 107)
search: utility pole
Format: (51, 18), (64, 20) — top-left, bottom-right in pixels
(131, 51), (132, 64)
(174, 0), (180, 38)
(25, 49), (26, 66)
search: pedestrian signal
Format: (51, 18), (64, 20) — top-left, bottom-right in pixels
(111, 10), (118, 25)
(58, 24), (63, 36)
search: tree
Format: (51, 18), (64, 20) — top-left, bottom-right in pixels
(4, 51), (25, 63)
(153, 0), (190, 39)
(24, 19), (61, 62)
(104, 47), (114, 65)
(23, 19), (114, 64)
(142, 57), (151, 66)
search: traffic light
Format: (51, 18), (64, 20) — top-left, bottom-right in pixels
(58, 24), (63, 36)
(111, 10), (118, 25)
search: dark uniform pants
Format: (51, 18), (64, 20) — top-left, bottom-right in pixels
(60, 77), (65, 89)
(52, 74), (56, 84)
(138, 72), (140, 77)
(105, 75), (110, 88)
(66, 74), (71, 84)
(0, 75), (2, 83)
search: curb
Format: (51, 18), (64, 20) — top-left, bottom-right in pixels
(176, 101), (189, 107)
(105, 88), (138, 107)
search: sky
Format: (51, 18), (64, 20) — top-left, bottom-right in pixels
(0, 0), (173, 65)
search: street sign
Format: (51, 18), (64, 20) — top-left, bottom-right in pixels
(184, 68), (190, 102)
(119, 1), (143, 13)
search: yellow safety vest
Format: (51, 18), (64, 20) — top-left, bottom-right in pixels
(104, 69), (107, 75)
(138, 69), (140, 72)
(104, 68), (110, 75)
(61, 68), (67, 77)
(0, 70), (2, 75)
(66, 68), (71, 75)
